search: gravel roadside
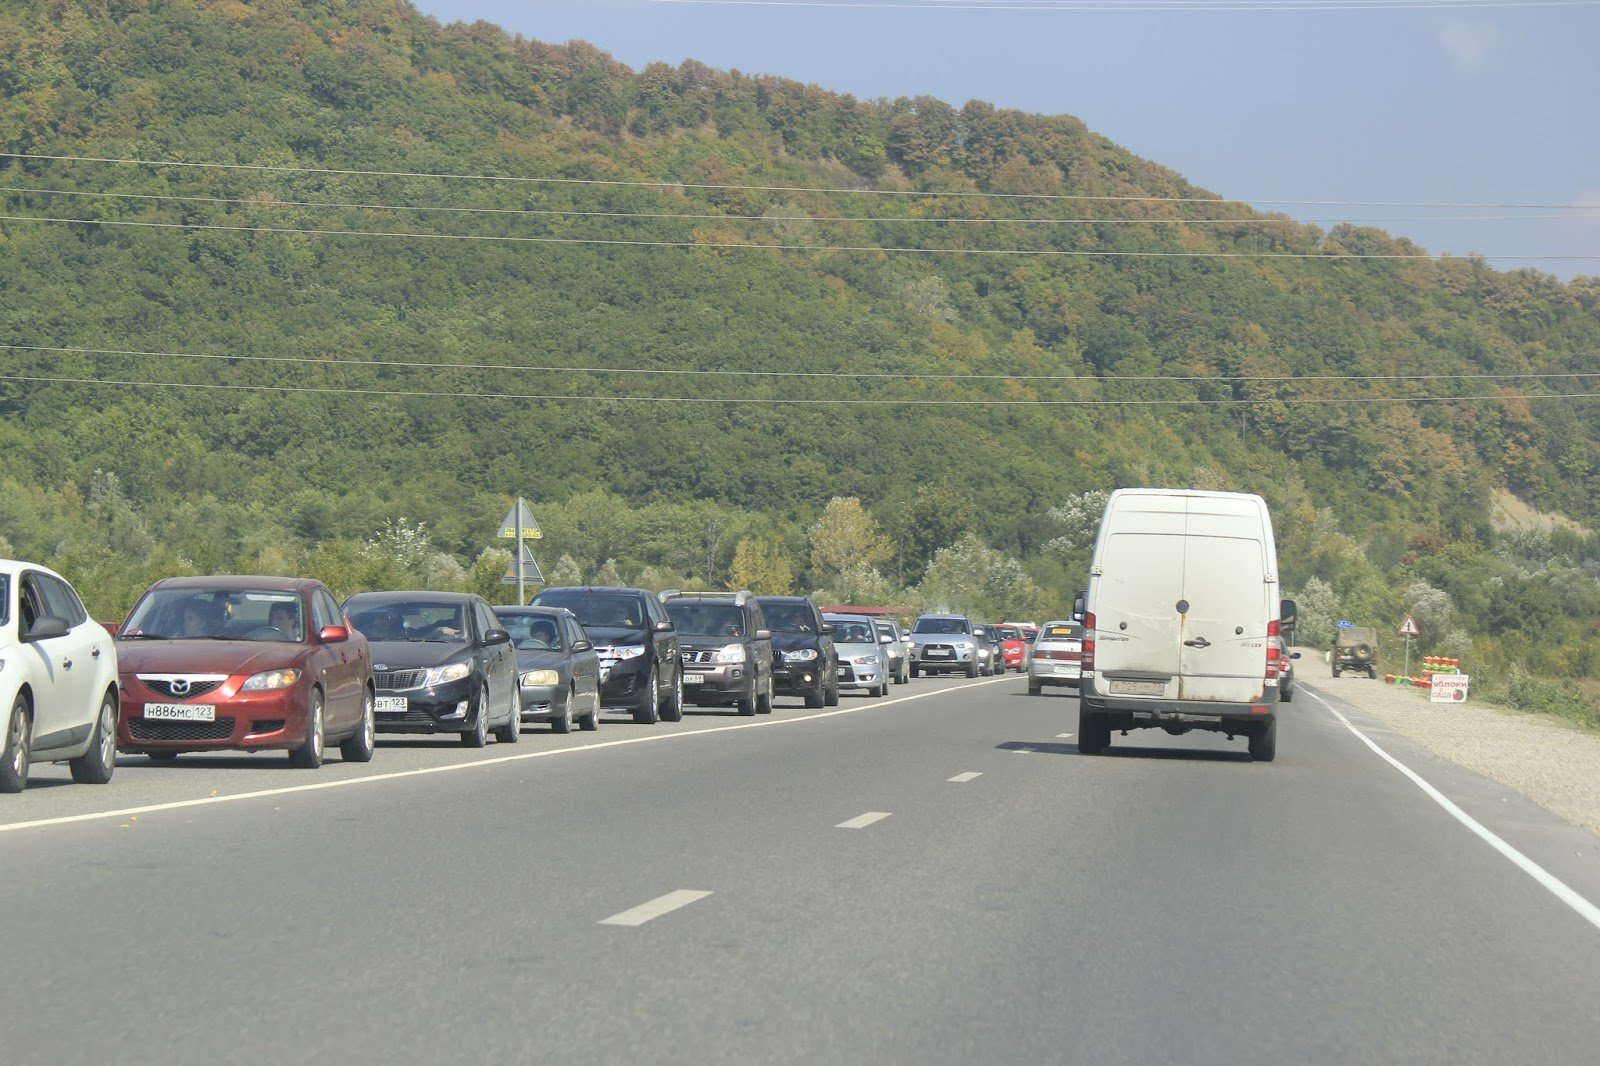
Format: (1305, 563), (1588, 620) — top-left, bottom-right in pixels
(1293, 647), (1600, 837)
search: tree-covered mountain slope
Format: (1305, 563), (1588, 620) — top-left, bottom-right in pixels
(1, 0), (1596, 685)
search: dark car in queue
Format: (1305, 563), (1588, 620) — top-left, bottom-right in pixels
(344, 592), (519, 747)
(755, 595), (839, 708)
(115, 576), (375, 768)
(526, 586), (683, 725)
(494, 605), (602, 733)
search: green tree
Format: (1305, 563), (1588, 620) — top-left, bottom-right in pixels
(728, 538), (794, 595)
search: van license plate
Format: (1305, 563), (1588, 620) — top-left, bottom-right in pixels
(1110, 680), (1164, 696)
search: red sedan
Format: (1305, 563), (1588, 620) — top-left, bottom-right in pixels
(115, 576), (375, 768)
(994, 625), (1027, 671)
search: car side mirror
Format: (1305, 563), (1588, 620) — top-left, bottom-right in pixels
(879, 634), (894, 644)
(755, 629), (771, 641)
(1290, 651), (1301, 660)
(484, 628), (512, 646)
(318, 624), (350, 644)
(24, 614), (70, 641)
(820, 623), (835, 635)
(572, 640), (593, 653)
(654, 620), (674, 632)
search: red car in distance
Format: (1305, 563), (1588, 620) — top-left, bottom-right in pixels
(115, 576), (375, 768)
(994, 625), (1027, 672)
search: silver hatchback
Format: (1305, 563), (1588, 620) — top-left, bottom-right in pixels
(1027, 620), (1084, 695)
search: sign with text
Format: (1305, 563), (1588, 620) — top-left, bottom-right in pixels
(1430, 674), (1470, 703)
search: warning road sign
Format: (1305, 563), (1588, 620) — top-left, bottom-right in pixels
(1399, 616), (1420, 636)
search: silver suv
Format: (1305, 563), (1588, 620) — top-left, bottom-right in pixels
(660, 590), (774, 716)
(908, 613), (981, 678)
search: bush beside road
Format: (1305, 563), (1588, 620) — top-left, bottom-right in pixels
(1297, 647), (1600, 837)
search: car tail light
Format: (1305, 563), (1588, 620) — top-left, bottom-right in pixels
(1265, 618), (1280, 680)
(1082, 613), (1096, 672)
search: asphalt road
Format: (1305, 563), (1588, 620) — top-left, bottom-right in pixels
(5, 673), (1600, 1065)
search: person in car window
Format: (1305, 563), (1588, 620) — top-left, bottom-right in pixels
(268, 602), (300, 639)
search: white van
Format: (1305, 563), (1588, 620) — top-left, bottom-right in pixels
(1078, 489), (1288, 761)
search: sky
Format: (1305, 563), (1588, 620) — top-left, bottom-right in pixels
(409, 1), (1599, 281)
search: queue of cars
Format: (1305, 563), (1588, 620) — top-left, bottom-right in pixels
(2, 555), (1105, 792)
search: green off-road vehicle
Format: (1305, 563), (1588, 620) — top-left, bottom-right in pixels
(1332, 626), (1379, 679)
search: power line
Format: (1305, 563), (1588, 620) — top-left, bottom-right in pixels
(3, 184), (1586, 228)
(2, 372), (1594, 407)
(4, 212), (1589, 260)
(649, 0), (1600, 10)
(7, 343), (1600, 386)
(4, 151), (1595, 210)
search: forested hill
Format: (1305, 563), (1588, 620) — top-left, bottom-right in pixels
(2, 0), (1598, 681)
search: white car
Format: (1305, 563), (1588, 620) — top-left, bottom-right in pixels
(2, 560), (120, 792)
(824, 614), (891, 697)
(1027, 620), (1085, 695)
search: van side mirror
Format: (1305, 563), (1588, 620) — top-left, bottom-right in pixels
(1072, 589), (1086, 622)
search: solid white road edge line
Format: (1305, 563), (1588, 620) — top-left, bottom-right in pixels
(837, 811), (893, 829)
(948, 772), (982, 783)
(2, 674), (1017, 836)
(1305, 688), (1600, 934)
(599, 889), (713, 927)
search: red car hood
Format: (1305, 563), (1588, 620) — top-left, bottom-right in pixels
(116, 640), (304, 676)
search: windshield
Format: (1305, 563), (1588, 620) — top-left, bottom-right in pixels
(534, 591), (643, 630)
(122, 588), (304, 642)
(1040, 623), (1082, 641)
(914, 617), (968, 634)
(347, 601), (467, 643)
(666, 602), (745, 637)
(762, 603), (816, 633)
(499, 611), (563, 650)
(829, 619), (876, 644)
(996, 626), (1020, 640)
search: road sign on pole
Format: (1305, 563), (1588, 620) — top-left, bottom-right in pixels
(1399, 616), (1419, 636)
(501, 541), (544, 594)
(497, 498), (542, 541)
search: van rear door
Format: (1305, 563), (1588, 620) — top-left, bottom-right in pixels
(1175, 528), (1269, 704)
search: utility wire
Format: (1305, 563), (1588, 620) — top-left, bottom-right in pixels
(3, 213), (1588, 260)
(6, 343), (1599, 386)
(2, 184), (1584, 227)
(4, 152), (1595, 210)
(2, 372), (1594, 406)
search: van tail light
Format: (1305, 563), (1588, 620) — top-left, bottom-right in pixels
(1082, 612), (1096, 672)
(1265, 618), (1280, 680)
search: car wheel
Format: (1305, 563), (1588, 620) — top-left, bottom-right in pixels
(965, 662), (979, 678)
(289, 690), (326, 768)
(909, 665), (920, 679)
(1077, 706), (1110, 755)
(580, 688), (601, 731)
(1278, 684), (1292, 704)
(339, 687), (377, 763)
(461, 684), (490, 748)
(805, 673), (825, 708)
(1, 696), (31, 794)
(1367, 666), (1377, 680)
(633, 665), (660, 725)
(1332, 664), (1341, 678)
(736, 686), (757, 716)
(825, 675), (840, 705)
(1028, 679), (1042, 696)
(661, 670), (684, 723)
(552, 688), (573, 734)
(495, 685), (521, 744)
(70, 688), (118, 785)
(1248, 717), (1277, 762)
(757, 677), (774, 714)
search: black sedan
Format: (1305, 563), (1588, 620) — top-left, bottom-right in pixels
(493, 606), (603, 734)
(344, 592), (519, 747)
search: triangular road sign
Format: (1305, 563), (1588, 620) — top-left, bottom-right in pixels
(501, 541), (544, 584)
(1399, 615), (1420, 636)
(497, 498), (542, 540)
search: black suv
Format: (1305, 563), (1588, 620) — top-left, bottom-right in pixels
(527, 586), (683, 724)
(660, 590), (775, 716)
(756, 595), (840, 709)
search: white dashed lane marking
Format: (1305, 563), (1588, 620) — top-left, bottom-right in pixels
(598, 890), (713, 927)
(837, 811), (893, 830)
(948, 772), (982, 783)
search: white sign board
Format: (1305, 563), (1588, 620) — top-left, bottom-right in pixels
(1430, 674), (1470, 703)
(1399, 616), (1420, 636)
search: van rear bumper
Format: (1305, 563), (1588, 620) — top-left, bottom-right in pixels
(1082, 694), (1274, 722)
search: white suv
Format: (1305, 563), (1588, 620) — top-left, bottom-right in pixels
(2, 560), (120, 792)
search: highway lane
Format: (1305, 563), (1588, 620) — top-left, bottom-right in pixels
(5, 674), (1600, 1065)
